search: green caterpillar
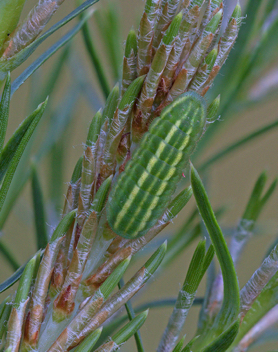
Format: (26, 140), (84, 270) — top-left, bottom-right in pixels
(107, 92), (207, 239)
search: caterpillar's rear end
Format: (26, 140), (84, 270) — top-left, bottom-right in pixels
(107, 92), (207, 239)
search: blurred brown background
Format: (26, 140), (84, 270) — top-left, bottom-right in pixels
(1, 0), (278, 350)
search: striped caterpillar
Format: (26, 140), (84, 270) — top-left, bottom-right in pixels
(107, 92), (207, 239)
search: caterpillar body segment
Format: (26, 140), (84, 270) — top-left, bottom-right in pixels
(124, 162), (175, 197)
(107, 92), (207, 239)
